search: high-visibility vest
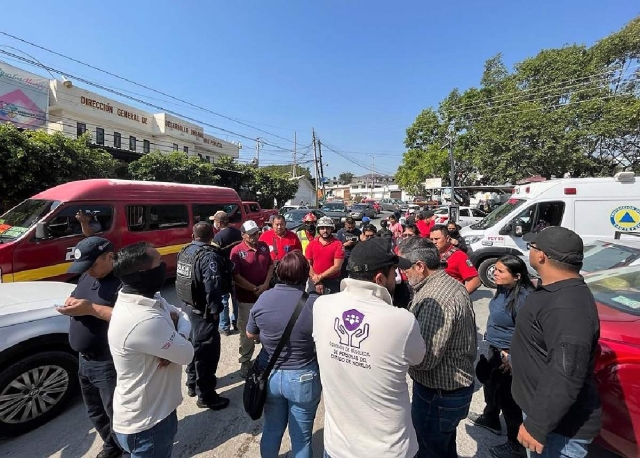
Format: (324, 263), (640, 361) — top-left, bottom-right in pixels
(297, 229), (314, 253)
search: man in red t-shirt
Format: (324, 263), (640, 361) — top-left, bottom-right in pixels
(305, 217), (345, 295)
(416, 211), (436, 238)
(259, 214), (303, 261)
(230, 220), (274, 377)
(430, 225), (481, 294)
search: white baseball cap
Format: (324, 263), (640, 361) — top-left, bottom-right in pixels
(241, 220), (260, 235)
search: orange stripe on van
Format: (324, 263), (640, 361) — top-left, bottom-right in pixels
(3, 243), (188, 283)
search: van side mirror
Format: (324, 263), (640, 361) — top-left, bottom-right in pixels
(513, 225), (524, 237)
(499, 224), (512, 236)
(35, 222), (48, 240)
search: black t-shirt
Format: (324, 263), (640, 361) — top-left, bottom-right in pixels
(510, 278), (601, 443)
(214, 226), (243, 259)
(68, 272), (121, 357)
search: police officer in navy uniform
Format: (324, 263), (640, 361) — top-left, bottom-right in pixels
(58, 237), (124, 458)
(176, 222), (230, 410)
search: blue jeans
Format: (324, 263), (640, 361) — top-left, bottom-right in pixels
(523, 414), (592, 458)
(219, 293), (238, 331)
(261, 361), (322, 458)
(78, 356), (122, 455)
(411, 382), (474, 458)
(116, 410), (177, 458)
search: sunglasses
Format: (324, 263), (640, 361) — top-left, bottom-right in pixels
(527, 243), (542, 252)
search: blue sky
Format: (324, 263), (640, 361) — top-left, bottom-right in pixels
(1, 1), (638, 178)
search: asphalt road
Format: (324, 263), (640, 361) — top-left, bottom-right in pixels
(0, 215), (620, 458)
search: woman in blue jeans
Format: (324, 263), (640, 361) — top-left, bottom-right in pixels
(246, 250), (322, 458)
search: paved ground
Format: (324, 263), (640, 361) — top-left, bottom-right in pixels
(0, 215), (620, 457)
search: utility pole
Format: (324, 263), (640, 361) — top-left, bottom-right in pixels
(370, 155), (375, 198)
(448, 124), (456, 202)
(292, 131), (297, 177)
(255, 137), (262, 167)
(318, 139), (326, 201)
(312, 129), (319, 208)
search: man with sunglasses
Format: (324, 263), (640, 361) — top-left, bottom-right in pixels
(511, 227), (600, 458)
(305, 216), (344, 295)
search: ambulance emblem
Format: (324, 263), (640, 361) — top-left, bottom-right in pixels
(610, 206), (640, 231)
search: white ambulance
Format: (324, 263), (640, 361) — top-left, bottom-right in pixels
(461, 172), (640, 287)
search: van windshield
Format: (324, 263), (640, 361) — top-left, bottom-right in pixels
(0, 199), (58, 241)
(471, 198), (526, 230)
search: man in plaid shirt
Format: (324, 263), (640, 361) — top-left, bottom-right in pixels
(398, 236), (477, 458)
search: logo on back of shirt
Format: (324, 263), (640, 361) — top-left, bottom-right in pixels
(330, 308), (371, 370)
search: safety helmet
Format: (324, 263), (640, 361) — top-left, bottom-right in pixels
(362, 216), (371, 223)
(302, 213), (318, 223)
(317, 216), (335, 229)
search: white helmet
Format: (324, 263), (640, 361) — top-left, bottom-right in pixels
(317, 216), (335, 229)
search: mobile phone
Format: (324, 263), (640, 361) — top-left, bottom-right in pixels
(53, 303), (65, 308)
(299, 373), (314, 382)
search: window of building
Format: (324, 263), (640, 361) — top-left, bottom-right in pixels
(129, 136), (136, 151)
(192, 203), (242, 224)
(114, 132), (121, 149)
(96, 127), (104, 145)
(183, 146), (189, 154)
(143, 139), (150, 154)
(126, 204), (189, 232)
(173, 143), (179, 151)
(77, 122), (86, 138)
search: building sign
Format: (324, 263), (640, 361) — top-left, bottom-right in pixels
(165, 119), (224, 148)
(0, 62), (49, 129)
(80, 96), (148, 124)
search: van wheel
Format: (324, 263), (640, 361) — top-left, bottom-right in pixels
(0, 351), (78, 436)
(478, 258), (498, 289)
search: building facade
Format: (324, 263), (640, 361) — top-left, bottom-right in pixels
(324, 173), (410, 201)
(47, 80), (239, 162)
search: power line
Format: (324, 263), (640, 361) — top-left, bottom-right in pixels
(0, 49), (300, 156)
(0, 31), (303, 146)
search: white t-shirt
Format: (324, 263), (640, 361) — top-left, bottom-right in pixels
(313, 279), (426, 458)
(108, 292), (193, 435)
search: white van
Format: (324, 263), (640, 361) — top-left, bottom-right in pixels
(461, 172), (640, 287)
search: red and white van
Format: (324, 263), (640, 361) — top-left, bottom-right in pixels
(0, 179), (247, 283)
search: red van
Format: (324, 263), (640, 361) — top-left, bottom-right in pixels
(0, 179), (247, 283)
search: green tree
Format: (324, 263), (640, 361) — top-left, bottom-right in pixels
(399, 17), (640, 185)
(128, 151), (220, 184)
(0, 124), (120, 211)
(338, 172), (354, 183)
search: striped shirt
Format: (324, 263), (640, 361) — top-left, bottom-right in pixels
(409, 270), (477, 391)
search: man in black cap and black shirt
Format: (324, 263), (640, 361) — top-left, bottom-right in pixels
(510, 227), (601, 458)
(57, 237), (123, 458)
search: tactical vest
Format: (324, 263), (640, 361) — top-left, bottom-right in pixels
(176, 244), (233, 310)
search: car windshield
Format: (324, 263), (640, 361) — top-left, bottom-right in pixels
(582, 241), (640, 273)
(586, 266), (640, 316)
(284, 211), (305, 223)
(323, 203), (345, 211)
(352, 205), (366, 210)
(472, 198), (526, 230)
(0, 199), (58, 241)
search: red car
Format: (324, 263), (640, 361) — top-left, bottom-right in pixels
(585, 265), (640, 457)
(363, 199), (381, 214)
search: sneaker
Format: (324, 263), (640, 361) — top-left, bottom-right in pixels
(490, 441), (527, 458)
(468, 412), (502, 435)
(187, 386), (196, 398)
(196, 396), (230, 411)
(96, 449), (122, 458)
(220, 329), (231, 336)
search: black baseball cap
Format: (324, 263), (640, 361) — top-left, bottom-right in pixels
(523, 227), (584, 266)
(348, 237), (413, 272)
(67, 237), (114, 274)
(424, 210), (435, 218)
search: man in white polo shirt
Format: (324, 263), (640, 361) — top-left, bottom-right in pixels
(313, 238), (426, 458)
(108, 242), (194, 458)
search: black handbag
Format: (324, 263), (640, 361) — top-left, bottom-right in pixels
(243, 291), (309, 420)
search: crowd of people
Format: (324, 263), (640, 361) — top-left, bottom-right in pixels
(55, 209), (601, 458)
